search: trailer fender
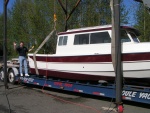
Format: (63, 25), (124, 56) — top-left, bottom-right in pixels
(11, 67), (19, 76)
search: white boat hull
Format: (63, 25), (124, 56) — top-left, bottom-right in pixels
(28, 54), (150, 85)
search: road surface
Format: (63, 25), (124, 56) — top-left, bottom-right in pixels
(0, 81), (149, 113)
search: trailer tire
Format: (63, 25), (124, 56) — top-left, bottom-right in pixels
(0, 68), (4, 81)
(8, 69), (16, 84)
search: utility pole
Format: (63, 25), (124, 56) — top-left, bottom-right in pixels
(65, 0), (68, 31)
(110, 0), (123, 112)
(4, 0), (9, 89)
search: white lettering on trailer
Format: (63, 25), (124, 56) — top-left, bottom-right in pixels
(100, 93), (105, 96)
(139, 93), (150, 99)
(21, 77), (34, 82)
(79, 90), (83, 92)
(122, 90), (137, 97)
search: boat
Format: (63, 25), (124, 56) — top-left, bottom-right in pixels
(28, 25), (150, 85)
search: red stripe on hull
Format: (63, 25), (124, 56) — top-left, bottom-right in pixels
(30, 68), (114, 81)
(29, 53), (150, 62)
(30, 68), (150, 86)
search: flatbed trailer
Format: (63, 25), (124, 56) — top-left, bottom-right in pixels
(16, 75), (150, 104)
(0, 63), (150, 105)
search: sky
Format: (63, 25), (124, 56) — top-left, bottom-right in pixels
(0, 0), (16, 13)
(0, 0), (139, 26)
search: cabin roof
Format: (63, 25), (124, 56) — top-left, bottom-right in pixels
(58, 25), (140, 36)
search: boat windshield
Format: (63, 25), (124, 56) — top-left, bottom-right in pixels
(129, 32), (139, 43)
(121, 30), (131, 42)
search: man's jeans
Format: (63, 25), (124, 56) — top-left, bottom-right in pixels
(19, 56), (28, 74)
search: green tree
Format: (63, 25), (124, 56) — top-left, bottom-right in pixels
(8, 0), (57, 54)
(63, 0), (129, 29)
(134, 3), (150, 42)
(1, 0), (130, 58)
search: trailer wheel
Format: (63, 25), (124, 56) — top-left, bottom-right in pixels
(8, 70), (16, 84)
(0, 68), (4, 81)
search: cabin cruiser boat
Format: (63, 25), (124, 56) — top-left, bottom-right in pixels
(28, 25), (150, 85)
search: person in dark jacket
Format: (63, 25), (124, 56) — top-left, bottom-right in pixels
(13, 41), (29, 76)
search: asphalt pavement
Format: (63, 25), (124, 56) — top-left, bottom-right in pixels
(0, 81), (149, 113)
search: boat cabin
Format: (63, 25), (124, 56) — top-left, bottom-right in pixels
(56, 25), (140, 55)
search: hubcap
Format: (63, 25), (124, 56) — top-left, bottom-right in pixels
(9, 72), (14, 83)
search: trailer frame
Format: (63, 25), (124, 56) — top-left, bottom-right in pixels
(0, 63), (150, 104)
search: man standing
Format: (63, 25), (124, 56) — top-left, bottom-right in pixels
(13, 41), (29, 76)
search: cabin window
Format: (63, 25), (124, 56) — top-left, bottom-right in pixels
(90, 32), (111, 44)
(74, 34), (89, 45)
(129, 32), (139, 43)
(121, 30), (131, 42)
(58, 36), (68, 46)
